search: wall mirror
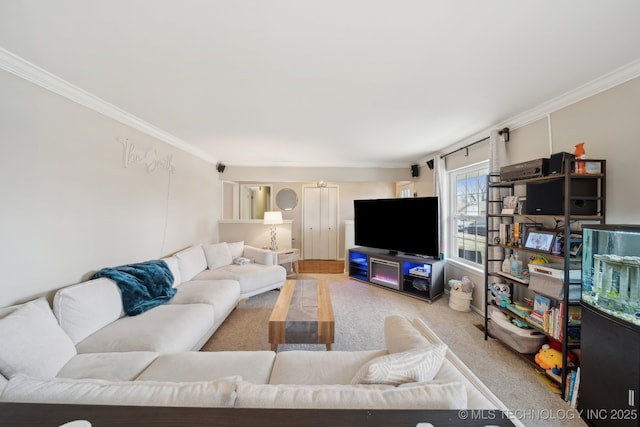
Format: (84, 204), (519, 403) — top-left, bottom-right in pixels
(239, 184), (272, 220)
(276, 188), (298, 211)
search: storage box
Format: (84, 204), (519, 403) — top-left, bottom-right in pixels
(488, 306), (546, 354)
(528, 263), (581, 300)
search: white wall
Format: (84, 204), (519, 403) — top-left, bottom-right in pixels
(507, 76), (640, 224)
(0, 70), (220, 306)
(435, 75), (640, 313)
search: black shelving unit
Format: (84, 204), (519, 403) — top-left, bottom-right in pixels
(484, 157), (606, 400)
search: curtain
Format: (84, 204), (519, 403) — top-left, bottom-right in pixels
(434, 155), (447, 259)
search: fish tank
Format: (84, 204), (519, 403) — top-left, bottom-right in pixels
(581, 224), (640, 327)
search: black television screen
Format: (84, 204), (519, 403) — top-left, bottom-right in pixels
(354, 197), (439, 258)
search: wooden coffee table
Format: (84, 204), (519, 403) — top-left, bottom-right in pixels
(268, 279), (334, 351)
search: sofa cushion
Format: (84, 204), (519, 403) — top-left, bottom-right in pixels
(137, 351), (276, 384)
(75, 304), (215, 354)
(53, 278), (124, 344)
(57, 352), (159, 381)
(168, 280), (240, 322)
(351, 344), (447, 386)
(195, 264), (285, 295)
(0, 374), (239, 408)
(161, 256), (182, 287)
(203, 243), (233, 270)
(269, 350), (388, 385)
(384, 315), (430, 353)
(175, 245), (207, 282)
(234, 380), (467, 409)
(0, 299), (77, 379)
(227, 241), (245, 259)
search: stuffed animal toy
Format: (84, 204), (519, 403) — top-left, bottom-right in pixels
(488, 283), (511, 307)
(460, 276), (474, 293)
(535, 344), (563, 370)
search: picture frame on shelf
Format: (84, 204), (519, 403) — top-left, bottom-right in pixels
(501, 195), (519, 214)
(524, 230), (557, 253)
(520, 222), (542, 246)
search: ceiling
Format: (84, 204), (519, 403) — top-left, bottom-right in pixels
(2, 1), (640, 168)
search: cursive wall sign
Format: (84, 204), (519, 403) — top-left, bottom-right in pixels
(118, 138), (176, 174)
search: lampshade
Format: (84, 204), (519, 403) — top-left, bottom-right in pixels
(263, 211), (283, 225)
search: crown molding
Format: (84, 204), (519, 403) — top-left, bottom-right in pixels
(422, 58), (640, 161)
(3, 46), (639, 167)
(0, 47), (217, 165)
(499, 58), (640, 130)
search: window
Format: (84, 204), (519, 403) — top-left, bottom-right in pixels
(450, 162), (489, 265)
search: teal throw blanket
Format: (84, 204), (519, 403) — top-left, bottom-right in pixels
(92, 260), (176, 316)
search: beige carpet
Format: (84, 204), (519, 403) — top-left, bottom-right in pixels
(201, 273), (587, 427)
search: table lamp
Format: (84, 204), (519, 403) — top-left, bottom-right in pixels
(263, 211), (283, 251)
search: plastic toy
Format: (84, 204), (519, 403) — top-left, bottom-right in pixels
(488, 283), (511, 307)
(535, 344), (563, 370)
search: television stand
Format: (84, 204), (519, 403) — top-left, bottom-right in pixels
(348, 247), (444, 302)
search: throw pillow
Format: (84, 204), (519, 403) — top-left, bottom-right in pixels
(0, 300), (77, 379)
(350, 344), (447, 386)
(227, 241), (245, 259)
(202, 243), (233, 270)
(174, 245), (208, 281)
(53, 277), (124, 344)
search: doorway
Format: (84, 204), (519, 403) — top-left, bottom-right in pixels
(302, 185), (339, 260)
(239, 184), (272, 220)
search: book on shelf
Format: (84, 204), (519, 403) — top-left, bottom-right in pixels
(569, 368), (581, 408)
(533, 294), (551, 316)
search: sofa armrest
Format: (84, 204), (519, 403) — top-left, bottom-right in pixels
(243, 246), (275, 265)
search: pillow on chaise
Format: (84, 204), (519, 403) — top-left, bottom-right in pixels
(350, 344), (447, 386)
(203, 243), (233, 270)
(227, 241), (245, 259)
(0, 299), (77, 379)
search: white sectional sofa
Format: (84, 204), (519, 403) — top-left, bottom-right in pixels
(0, 296), (511, 414)
(51, 242), (286, 354)
(0, 243), (520, 421)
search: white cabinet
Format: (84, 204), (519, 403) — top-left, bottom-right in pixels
(302, 186), (338, 260)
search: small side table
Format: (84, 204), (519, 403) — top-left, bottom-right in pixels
(274, 248), (300, 277)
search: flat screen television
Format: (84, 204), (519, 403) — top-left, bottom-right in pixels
(354, 197), (439, 258)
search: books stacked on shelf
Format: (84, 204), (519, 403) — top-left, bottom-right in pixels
(565, 367), (581, 408)
(526, 294), (551, 329)
(525, 294), (582, 343)
(498, 222), (542, 247)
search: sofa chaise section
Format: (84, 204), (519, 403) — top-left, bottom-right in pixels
(171, 242), (286, 299)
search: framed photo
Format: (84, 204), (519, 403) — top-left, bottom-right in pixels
(516, 198), (526, 215)
(501, 195), (519, 214)
(520, 222), (542, 246)
(524, 230), (557, 253)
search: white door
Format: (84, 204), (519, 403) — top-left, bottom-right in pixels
(303, 186), (338, 260)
